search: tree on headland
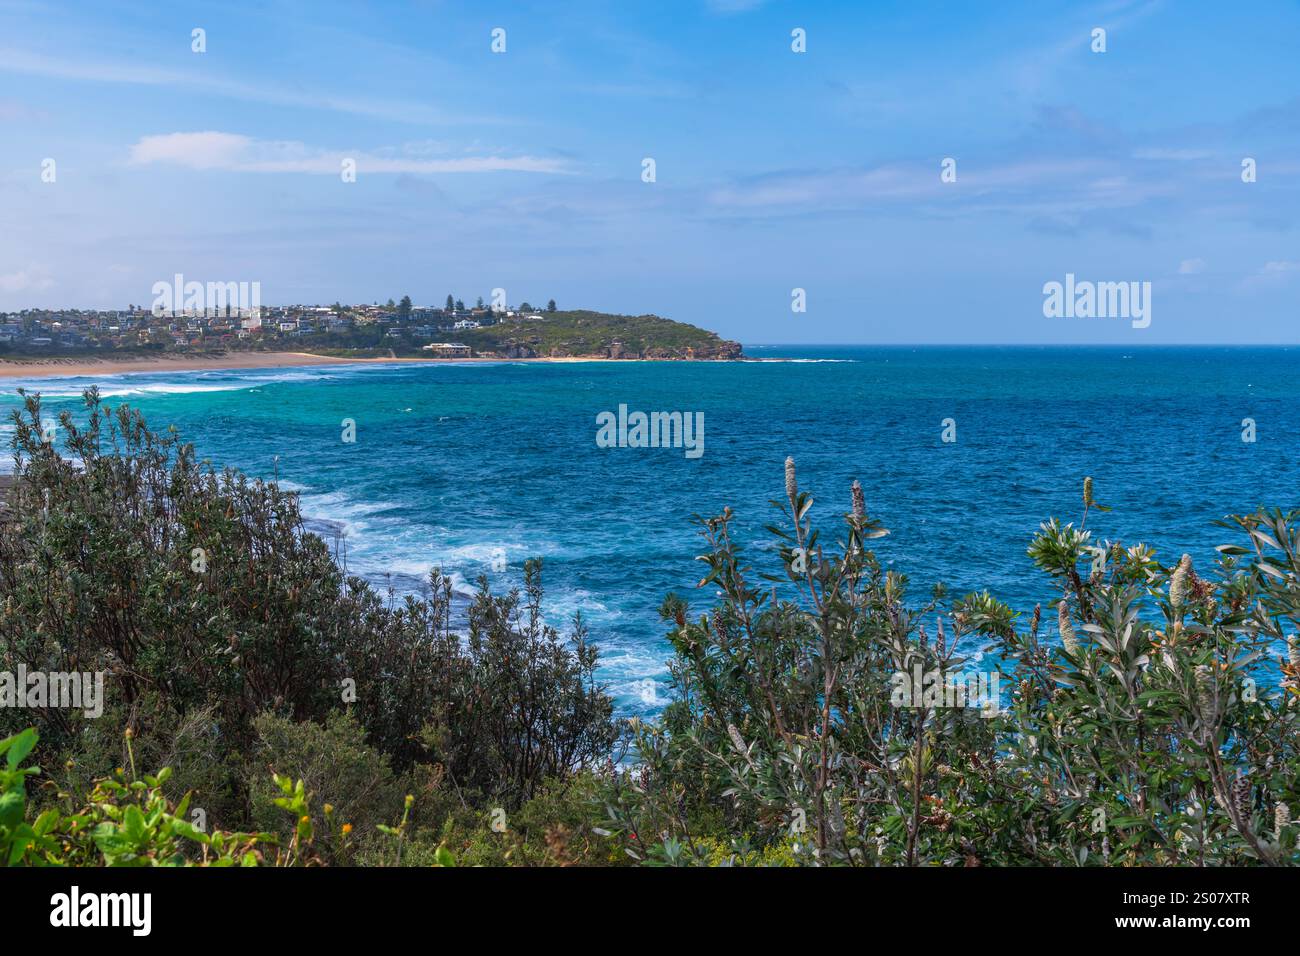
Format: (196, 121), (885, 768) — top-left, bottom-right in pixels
(445, 294), (455, 312)
(519, 301), (533, 312)
(476, 296), (484, 309)
(398, 296), (412, 321)
(547, 299), (557, 312)
(455, 299), (465, 311)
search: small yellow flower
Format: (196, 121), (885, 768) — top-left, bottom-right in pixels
(341, 823), (353, 835)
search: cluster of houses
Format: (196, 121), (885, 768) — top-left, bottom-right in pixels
(0, 302), (549, 354)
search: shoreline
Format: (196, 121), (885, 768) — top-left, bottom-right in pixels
(0, 351), (707, 380)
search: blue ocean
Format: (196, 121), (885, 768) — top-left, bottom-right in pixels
(4, 345), (1298, 715)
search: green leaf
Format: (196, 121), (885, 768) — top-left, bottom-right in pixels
(122, 805), (147, 843)
(4, 728), (37, 770)
(0, 790), (23, 828)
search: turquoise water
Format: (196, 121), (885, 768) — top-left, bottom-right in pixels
(4, 345), (1299, 715)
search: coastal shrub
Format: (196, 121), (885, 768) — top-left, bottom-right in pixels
(2, 389), (618, 844)
(247, 711), (405, 863)
(414, 566), (617, 810)
(2, 726), (284, 866)
(0, 388), (352, 756)
(426, 772), (622, 867)
(49, 696), (241, 831)
(601, 459), (1300, 866)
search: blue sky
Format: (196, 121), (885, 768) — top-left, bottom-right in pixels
(2, 0), (1299, 343)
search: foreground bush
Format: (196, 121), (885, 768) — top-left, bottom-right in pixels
(602, 460), (1300, 866)
(7, 389), (1297, 866)
(1, 390), (616, 860)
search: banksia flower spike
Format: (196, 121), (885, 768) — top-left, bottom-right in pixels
(1195, 664), (1217, 727)
(1231, 774), (1252, 824)
(727, 723), (747, 754)
(1083, 476), (1094, 508)
(1288, 634), (1300, 669)
(1058, 601), (1080, 656)
(784, 456), (798, 508)
(1169, 554), (1192, 612)
(851, 479), (865, 520)
(1275, 802), (1291, 840)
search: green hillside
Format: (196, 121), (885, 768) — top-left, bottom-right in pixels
(455, 309), (743, 359)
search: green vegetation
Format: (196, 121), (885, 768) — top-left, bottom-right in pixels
(606, 462), (1300, 865)
(1, 390), (618, 866)
(453, 309), (742, 358)
(3, 395), (1298, 866)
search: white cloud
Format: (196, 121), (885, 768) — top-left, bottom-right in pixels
(129, 132), (253, 170)
(128, 132), (569, 175)
(1178, 258), (1206, 274)
(0, 266), (55, 294)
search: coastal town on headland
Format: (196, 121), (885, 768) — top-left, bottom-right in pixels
(0, 293), (745, 367)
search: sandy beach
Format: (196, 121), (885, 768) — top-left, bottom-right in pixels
(0, 351), (630, 379)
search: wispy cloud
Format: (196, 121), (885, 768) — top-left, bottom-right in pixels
(128, 132), (570, 175)
(702, 155), (1165, 222)
(0, 265), (55, 294)
(704, 0), (767, 13)
(1134, 148), (1213, 161)
(1242, 260), (1300, 291)
(0, 48), (477, 125)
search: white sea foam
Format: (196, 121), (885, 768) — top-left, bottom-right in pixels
(0, 365), (383, 400)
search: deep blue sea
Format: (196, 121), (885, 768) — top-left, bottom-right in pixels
(5, 345), (1299, 715)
